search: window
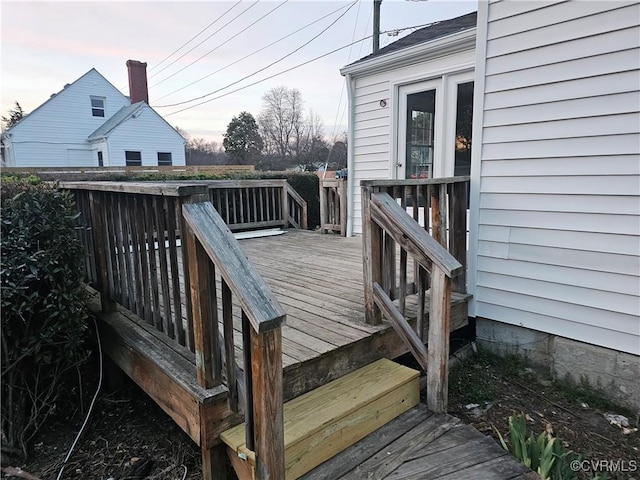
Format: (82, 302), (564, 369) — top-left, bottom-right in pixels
(91, 96), (105, 117)
(125, 151), (142, 166)
(157, 152), (172, 166)
(97, 151), (104, 167)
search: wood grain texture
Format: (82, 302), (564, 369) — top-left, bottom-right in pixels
(427, 269), (452, 413)
(182, 202), (286, 333)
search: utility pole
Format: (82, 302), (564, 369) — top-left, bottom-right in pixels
(373, 0), (382, 52)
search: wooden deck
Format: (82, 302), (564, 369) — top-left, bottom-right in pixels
(302, 404), (538, 480)
(219, 229), (470, 400)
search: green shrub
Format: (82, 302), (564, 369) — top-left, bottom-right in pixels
(1, 180), (89, 458)
(495, 413), (591, 480)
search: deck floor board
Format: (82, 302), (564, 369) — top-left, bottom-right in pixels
(301, 403), (534, 480)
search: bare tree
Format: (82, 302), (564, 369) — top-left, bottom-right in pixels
(258, 86), (306, 163)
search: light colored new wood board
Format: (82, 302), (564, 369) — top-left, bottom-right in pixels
(221, 359), (419, 479)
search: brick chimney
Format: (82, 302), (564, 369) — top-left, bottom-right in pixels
(126, 60), (149, 104)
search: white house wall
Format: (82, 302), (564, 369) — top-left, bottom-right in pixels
(350, 49), (475, 234)
(470, 0), (640, 354)
(5, 70), (130, 167)
(105, 107), (186, 166)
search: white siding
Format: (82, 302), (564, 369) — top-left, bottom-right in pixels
(471, 0), (640, 354)
(7, 70), (130, 167)
(106, 107), (186, 166)
(349, 49), (475, 234)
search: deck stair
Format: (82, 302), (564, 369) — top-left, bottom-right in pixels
(221, 358), (420, 480)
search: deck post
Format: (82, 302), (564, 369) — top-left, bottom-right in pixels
(362, 185), (382, 325)
(319, 180), (328, 234)
(88, 191), (117, 313)
(280, 181), (289, 229)
(185, 223), (221, 388)
(426, 268), (451, 413)
(339, 178), (347, 236)
(250, 327), (285, 480)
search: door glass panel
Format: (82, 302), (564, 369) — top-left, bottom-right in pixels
(454, 81), (474, 177)
(405, 90), (435, 179)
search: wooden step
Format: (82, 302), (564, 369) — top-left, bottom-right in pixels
(221, 358), (420, 480)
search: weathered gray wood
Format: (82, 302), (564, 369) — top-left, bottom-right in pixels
(370, 193), (462, 277)
(340, 413), (460, 479)
(185, 224), (220, 388)
(287, 183), (308, 229)
(60, 181), (209, 197)
(143, 196), (162, 330)
(373, 283), (428, 372)
(182, 202), (286, 333)
(222, 280), (238, 412)
(241, 312), (254, 451)
(427, 268), (452, 413)
(165, 197), (184, 342)
(301, 404), (432, 480)
(361, 186), (383, 325)
(451, 181), (468, 292)
(361, 176), (470, 188)
(153, 197), (173, 337)
(250, 327), (285, 480)
(89, 191), (117, 312)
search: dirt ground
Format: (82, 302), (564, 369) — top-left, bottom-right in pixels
(5, 347), (639, 480)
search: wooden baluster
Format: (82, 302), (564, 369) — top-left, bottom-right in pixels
(252, 188), (258, 226)
(104, 193), (118, 301)
(399, 189), (408, 315)
(242, 312), (254, 451)
(143, 196), (162, 331)
(259, 187), (265, 223)
(165, 197), (183, 343)
(134, 195), (152, 324)
(451, 181), (468, 292)
(154, 196), (173, 336)
(222, 279), (237, 411)
(126, 195), (143, 317)
(88, 191), (116, 313)
(113, 196), (130, 309)
(281, 182), (289, 229)
(176, 195), (194, 350)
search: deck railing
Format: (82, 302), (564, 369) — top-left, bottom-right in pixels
(183, 201), (285, 479)
(320, 178), (347, 236)
(62, 181), (287, 479)
(61, 181), (207, 349)
(204, 179), (307, 231)
(361, 176), (469, 413)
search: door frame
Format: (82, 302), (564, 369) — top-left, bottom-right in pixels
(392, 68), (474, 179)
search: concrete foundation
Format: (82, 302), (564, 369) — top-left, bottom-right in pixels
(475, 318), (640, 412)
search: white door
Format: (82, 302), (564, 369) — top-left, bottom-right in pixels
(395, 80), (441, 180)
(395, 72), (474, 179)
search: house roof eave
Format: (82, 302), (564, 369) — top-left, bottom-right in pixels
(340, 28), (476, 77)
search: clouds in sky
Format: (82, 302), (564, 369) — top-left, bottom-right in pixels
(1, 0), (476, 143)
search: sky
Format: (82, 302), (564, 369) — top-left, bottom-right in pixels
(1, 0), (477, 145)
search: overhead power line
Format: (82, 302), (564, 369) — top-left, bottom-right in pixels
(148, 0), (243, 74)
(155, 1), (354, 103)
(160, 22), (436, 118)
(149, 0), (260, 82)
(156, 0), (359, 110)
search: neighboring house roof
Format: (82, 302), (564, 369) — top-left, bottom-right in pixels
(88, 102), (145, 140)
(1, 68), (128, 139)
(346, 11), (477, 68)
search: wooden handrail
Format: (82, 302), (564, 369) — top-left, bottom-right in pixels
(362, 178), (470, 413)
(182, 201), (286, 480)
(320, 178), (347, 236)
(286, 183), (308, 230)
(369, 193), (462, 277)
(182, 202), (286, 333)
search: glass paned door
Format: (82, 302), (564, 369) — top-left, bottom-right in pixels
(453, 81), (474, 177)
(405, 90), (436, 179)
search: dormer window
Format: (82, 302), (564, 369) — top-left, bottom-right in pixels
(91, 96), (105, 117)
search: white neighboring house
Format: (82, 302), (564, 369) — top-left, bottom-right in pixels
(1, 62), (185, 167)
(342, 4), (640, 407)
